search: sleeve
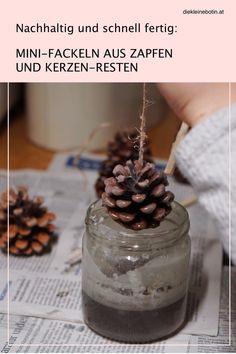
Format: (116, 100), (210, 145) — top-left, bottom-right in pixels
(175, 103), (236, 264)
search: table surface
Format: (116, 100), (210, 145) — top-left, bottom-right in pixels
(0, 110), (180, 170)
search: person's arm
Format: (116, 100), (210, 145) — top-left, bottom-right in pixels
(156, 83), (236, 264)
(157, 83), (235, 127)
(175, 105), (236, 264)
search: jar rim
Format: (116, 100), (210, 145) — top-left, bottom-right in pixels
(85, 199), (190, 245)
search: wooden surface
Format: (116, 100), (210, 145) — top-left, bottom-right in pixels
(0, 110), (180, 170)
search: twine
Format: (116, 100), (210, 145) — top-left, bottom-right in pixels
(72, 122), (111, 191)
(137, 83), (189, 174)
(138, 83), (151, 166)
(72, 122), (111, 167)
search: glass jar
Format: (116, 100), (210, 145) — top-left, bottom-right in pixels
(82, 200), (191, 343)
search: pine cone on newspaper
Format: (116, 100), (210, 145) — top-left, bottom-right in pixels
(0, 186), (57, 256)
(102, 160), (174, 230)
(95, 130), (153, 197)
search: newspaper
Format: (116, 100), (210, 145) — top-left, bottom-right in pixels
(0, 270), (83, 323)
(0, 267), (234, 353)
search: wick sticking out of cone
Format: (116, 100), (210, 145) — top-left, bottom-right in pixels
(138, 83), (148, 166)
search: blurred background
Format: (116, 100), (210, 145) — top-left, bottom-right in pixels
(0, 83), (180, 170)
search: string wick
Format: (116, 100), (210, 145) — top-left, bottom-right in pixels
(139, 83), (148, 166)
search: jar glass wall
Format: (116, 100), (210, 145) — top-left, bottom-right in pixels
(82, 200), (191, 343)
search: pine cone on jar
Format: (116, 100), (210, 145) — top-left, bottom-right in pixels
(0, 186), (57, 256)
(95, 130), (153, 198)
(102, 160), (174, 231)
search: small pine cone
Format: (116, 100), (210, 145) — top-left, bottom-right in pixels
(107, 130), (153, 162)
(102, 160), (175, 231)
(95, 130), (153, 198)
(0, 186), (57, 256)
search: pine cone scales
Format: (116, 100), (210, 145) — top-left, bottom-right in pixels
(95, 130), (153, 198)
(102, 160), (174, 230)
(0, 186), (56, 256)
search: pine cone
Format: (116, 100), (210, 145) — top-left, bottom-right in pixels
(107, 130), (152, 161)
(102, 160), (174, 230)
(0, 186), (57, 256)
(95, 130), (153, 198)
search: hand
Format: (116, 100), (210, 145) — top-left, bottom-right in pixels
(156, 83), (235, 127)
